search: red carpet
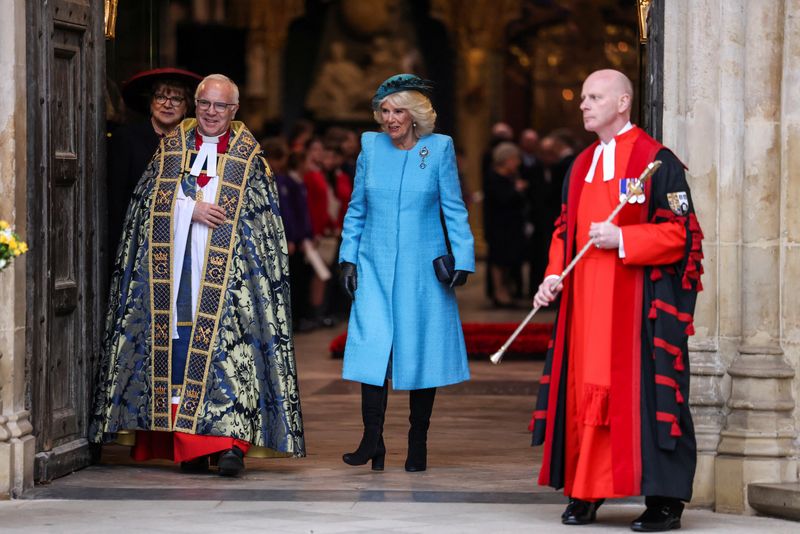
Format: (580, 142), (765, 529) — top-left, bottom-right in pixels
(329, 322), (553, 360)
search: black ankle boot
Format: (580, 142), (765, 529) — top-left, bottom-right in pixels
(343, 382), (388, 471)
(405, 387), (436, 472)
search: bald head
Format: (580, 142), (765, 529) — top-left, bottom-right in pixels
(491, 122), (514, 142)
(580, 69), (634, 143)
(588, 69), (633, 96)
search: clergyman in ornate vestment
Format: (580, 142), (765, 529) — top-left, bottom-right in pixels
(90, 74), (305, 476)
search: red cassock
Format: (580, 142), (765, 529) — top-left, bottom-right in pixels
(131, 129), (251, 463)
(532, 126), (704, 501)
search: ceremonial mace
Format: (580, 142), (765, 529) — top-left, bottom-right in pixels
(489, 160), (663, 365)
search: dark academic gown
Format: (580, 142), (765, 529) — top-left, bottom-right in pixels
(527, 155), (574, 290)
(108, 120), (161, 255)
(483, 169), (527, 267)
(530, 126), (703, 501)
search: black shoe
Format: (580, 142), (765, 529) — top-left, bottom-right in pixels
(217, 446), (245, 477)
(179, 456), (209, 473)
(561, 498), (604, 525)
(630, 504), (682, 532)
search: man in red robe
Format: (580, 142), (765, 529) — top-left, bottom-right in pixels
(531, 69), (703, 531)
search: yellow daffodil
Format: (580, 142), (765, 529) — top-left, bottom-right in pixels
(0, 221), (28, 271)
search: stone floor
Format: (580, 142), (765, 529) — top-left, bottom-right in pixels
(2, 266), (797, 532)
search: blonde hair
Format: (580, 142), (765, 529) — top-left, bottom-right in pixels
(373, 90), (437, 137)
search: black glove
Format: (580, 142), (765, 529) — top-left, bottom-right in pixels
(340, 261), (357, 300)
(449, 270), (469, 288)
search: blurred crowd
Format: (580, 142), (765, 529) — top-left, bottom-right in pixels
(481, 122), (579, 308)
(260, 120), (361, 332)
(265, 118), (581, 327)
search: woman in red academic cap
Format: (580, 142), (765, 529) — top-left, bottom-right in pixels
(108, 68), (202, 254)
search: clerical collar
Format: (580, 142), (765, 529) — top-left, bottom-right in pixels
(190, 130), (229, 178)
(584, 121), (634, 183)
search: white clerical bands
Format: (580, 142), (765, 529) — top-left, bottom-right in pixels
(189, 134), (223, 177)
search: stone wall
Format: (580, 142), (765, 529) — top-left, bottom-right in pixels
(663, 0), (799, 514)
(0, 0), (33, 498)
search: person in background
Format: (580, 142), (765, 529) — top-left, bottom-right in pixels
(527, 128), (576, 295)
(481, 121), (515, 301)
(288, 118), (315, 155)
(287, 151), (317, 332)
(263, 137), (315, 332)
(263, 137), (311, 256)
(322, 141), (354, 230)
(321, 141), (354, 321)
(303, 137), (337, 327)
(516, 128), (541, 296)
(483, 141), (528, 307)
(339, 128), (361, 183)
(108, 68), (201, 256)
(518, 128), (540, 182)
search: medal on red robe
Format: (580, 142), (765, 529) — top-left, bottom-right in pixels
(619, 177), (646, 204)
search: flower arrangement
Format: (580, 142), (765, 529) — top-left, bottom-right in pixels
(0, 220), (28, 271)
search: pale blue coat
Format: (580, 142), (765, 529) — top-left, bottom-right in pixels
(339, 132), (475, 390)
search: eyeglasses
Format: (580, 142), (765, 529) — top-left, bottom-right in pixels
(153, 94), (185, 106)
(195, 99), (237, 112)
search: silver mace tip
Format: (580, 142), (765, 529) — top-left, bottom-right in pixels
(489, 351), (504, 365)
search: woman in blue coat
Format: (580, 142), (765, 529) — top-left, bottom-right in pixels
(338, 74), (475, 472)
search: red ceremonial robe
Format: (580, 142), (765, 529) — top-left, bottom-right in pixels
(531, 126), (703, 501)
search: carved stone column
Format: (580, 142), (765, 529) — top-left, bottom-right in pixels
(241, 0), (305, 132)
(0, 0), (34, 498)
(662, 0), (729, 507)
(715, 0), (797, 514)
(431, 0), (522, 249)
(779, 0), (800, 462)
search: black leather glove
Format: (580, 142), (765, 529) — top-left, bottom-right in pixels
(449, 270), (469, 288)
(340, 261), (357, 300)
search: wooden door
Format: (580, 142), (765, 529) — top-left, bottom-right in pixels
(640, 0), (665, 139)
(26, 0), (105, 482)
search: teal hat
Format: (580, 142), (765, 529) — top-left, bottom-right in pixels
(372, 74), (434, 110)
